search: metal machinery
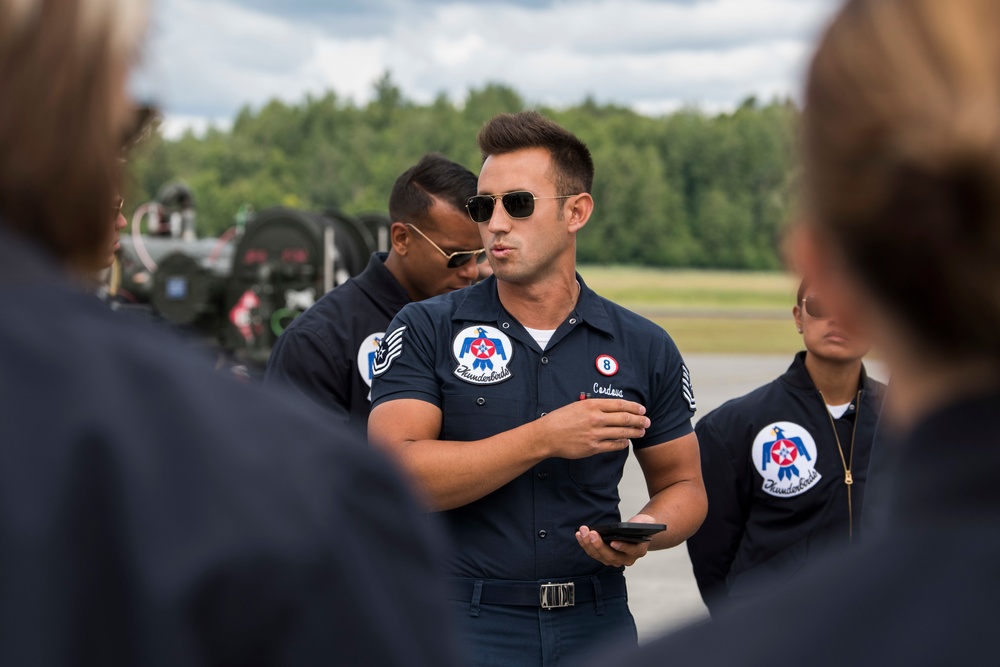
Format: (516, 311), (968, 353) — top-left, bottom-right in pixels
(117, 184), (379, 369)
(225, 206), (374, 366)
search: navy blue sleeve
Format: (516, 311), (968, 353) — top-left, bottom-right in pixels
(265, 324), (350, 421)
(0, 278), (466, 665)
(633, 332), (696, 449)
(369, 303), (442, 409)
(687, 413), (750, 616)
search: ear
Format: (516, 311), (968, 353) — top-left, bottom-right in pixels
(793, 304), (804, 334)
(565, 193), (594, 234)
(389, 221), (410, 256)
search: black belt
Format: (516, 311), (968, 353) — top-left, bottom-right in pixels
(447, 573), (627, 610)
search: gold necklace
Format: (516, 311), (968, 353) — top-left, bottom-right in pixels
(820, 390), (862, 544)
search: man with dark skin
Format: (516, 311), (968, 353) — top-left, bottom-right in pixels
(266, 153), (484, 427)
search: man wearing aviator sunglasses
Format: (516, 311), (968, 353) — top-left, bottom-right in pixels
(266, 154), (482, 426)
(405, 222), (487, 269)
(370, 112), (706, 665)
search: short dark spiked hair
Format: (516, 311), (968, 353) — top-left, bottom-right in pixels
(388, 153), (478, 230)
(477, 111), (594, 195)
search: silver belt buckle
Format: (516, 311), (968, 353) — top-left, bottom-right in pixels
(539, 582), (575, 609)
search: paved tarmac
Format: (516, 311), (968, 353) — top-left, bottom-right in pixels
(620, 353), (888, 642)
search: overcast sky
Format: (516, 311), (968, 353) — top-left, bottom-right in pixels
(134, 0), (842, 138)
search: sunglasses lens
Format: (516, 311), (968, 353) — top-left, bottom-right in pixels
(805, 295), (827, 319)
(467, 196), (494, 223)
(447, 251), (486, 269)
(501, 191), (535, 218)
(475, 251), (488, 264)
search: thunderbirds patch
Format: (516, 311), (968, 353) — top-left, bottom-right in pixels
(356, 332), (384, 400)
(751, 421), (821, 498)
(452, 325), (513, 385)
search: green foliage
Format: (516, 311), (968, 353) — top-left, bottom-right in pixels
(127, 81), (798, 268)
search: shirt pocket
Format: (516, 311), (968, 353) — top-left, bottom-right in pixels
(567, 449), (628, 490)
(441, 394), (521, 442)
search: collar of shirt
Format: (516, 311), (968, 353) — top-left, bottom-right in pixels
(451, 273), (616, 342)
(780, 350), (876, 395)
(354, 252), (411, 313)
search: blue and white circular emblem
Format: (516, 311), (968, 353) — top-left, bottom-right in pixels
(452, 325), (514, 385)
(356, 332), (384, 398)
(596, 355), (619, 376)
(751, 421), (822, 498)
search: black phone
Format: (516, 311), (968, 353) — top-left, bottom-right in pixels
(589, 522), (667, 544)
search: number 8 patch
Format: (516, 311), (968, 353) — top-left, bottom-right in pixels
(596, 355), (619, 376)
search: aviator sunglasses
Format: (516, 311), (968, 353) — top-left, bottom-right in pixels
(466, 191), (578, 224)
(802, 295), (829, 319)
(405, 223), (487, 269)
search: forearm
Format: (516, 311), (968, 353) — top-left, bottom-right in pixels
(371, 398), (647, 511)
(379, 421), (549, 511)
(637, 479), (708, 550)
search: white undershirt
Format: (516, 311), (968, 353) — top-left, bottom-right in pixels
(524, 326), (556, 351)
(827, 402), (851, 419)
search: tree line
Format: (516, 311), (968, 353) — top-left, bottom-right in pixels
(127, 75), (799, 270)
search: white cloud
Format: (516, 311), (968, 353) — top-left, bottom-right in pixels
(146, 0), (839, 135)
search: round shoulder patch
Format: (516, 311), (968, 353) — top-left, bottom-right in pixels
(596, 355), (619, 376)
(751, 421), (822, 498)
(357, 332), (385, 389)
(452, 325), (514, 385)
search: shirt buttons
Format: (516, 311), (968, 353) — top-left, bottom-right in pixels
(540, 357), (549, 365)
(540, 412), (547, 417)
(476, 397), (486, 406)
(538, 530), (547, 539)
(569, 318), (577, 325)
(537, 470), (548, 479)
(502, 322), (510, 329)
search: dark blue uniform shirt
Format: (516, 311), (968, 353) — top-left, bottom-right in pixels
(265, 252), (411, 427)
(371, 274), (695, 581)
(0, 229), (460, 666)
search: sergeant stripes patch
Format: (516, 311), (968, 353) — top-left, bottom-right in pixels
(372, 326), (406, 377)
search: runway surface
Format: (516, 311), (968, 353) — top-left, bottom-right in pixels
(619, 353), (887, 642)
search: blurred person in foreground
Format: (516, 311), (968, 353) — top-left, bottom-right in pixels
(0, 1), (460, 665)
(266, 153), (483, 430)
(688, 279), (886, 616)
(593, 0), (1000, 663)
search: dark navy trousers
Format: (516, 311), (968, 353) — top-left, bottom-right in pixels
(450, 593), (637, 666)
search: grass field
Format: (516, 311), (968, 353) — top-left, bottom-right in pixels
(577, 265), (803, 354)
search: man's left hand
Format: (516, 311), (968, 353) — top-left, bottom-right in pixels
(575, 513), (659, 567)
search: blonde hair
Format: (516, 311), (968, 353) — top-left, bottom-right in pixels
(0, 0), (147, 268)
(803, 0), (1000, 359)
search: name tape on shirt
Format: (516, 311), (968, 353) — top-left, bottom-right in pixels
(452, 325), (514, 385)
(751, 421), (822, 498)
(372, 326), (406, 378)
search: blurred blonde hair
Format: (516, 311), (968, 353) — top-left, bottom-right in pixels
(0, 0), (147, 269)
(803, 0), (1000, 360)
